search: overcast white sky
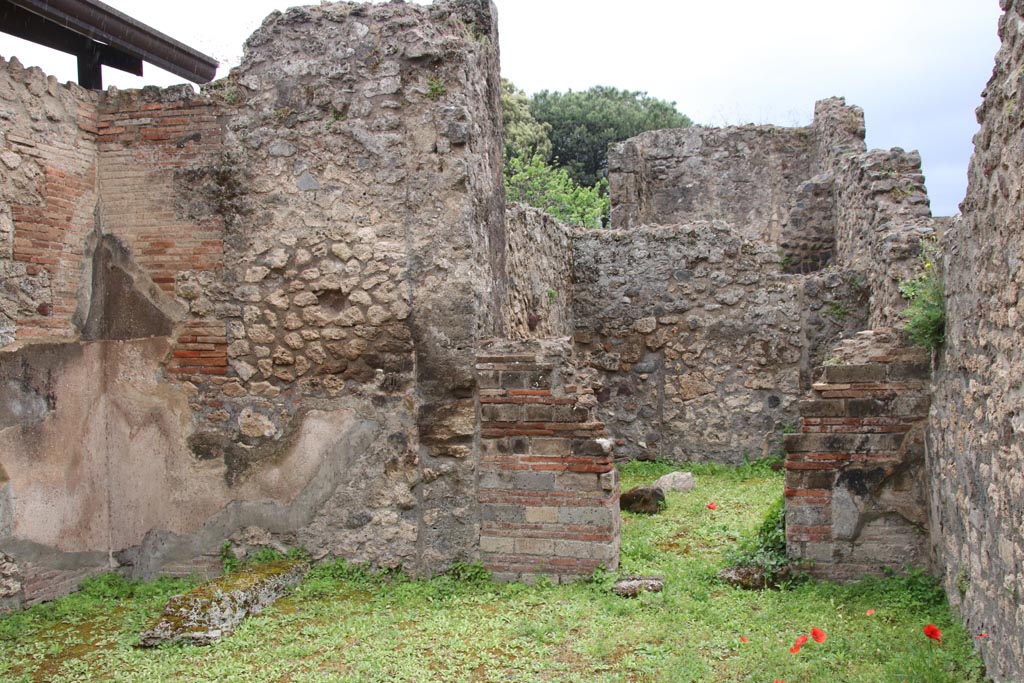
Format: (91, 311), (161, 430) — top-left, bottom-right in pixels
(0, 0), (1003, 215)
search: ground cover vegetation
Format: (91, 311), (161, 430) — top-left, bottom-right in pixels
(501, 81), (690, 227)
(0, 461), (987, 682)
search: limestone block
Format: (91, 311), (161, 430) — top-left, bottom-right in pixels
(652, 471), (695, 494)
(139, 561), (307, 646)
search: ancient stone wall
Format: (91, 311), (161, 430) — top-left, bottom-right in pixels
(7, 9), (1019, 667)
(798, 268), (871, 388)
(476, 338), (619, 582)
(785, 330), (931, 581)
(608, 98), (936, 330)
(811, 98), (936, 328)
(0, 58), (99, 345)
(98, 87), (225, 294)
(929, 2), (1024, 679)
(609, 125), (814, 245)
(572, 222), (805, 463)
(0, 0), (525, 607)
(504, 203), (573, 340)
(778, 173), (835, 274)
(596, 97), (943, 468)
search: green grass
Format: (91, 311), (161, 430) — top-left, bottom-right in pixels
(0, 461), (988, 682)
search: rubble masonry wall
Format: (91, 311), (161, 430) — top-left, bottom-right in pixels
(929, 2), (1024, 679)
(0, 0), (537, 607)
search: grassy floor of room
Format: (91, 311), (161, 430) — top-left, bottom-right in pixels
(0, 460), (990, 683)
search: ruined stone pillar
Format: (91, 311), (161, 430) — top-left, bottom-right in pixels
(785, 330), (931, 581)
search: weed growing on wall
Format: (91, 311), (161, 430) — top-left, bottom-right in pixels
(898, 238), (945, 351)
(824, 301), (851, 320)
(426, 76), (446, 101)
(219, 543), (310, 574)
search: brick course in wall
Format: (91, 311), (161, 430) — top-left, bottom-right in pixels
(166, 319), (228, 379)
(476, 339), (620, 583)
(97, 87), (225, 292)
(18, 563), (109, 607)
(2, 60), (99, 341)
(785, 330), (930, 581)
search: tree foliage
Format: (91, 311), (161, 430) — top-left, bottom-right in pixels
(504, 154), (608, 229)
(529, 86), (692, 188)
(499, 81), (689, 227)
(501, 79), (552, 163)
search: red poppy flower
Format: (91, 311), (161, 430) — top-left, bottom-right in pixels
(789, 644), (802, 654)
(811, 627), (827, 643)
(976, 632), (988, 639)
(865, 609), (875, 616)
(740, 636), (749, 643)
(794, 634), (809, 646)
(707, 502), (717, 510)
(923, 624), (942, 642)
(774, 680), (785, 683)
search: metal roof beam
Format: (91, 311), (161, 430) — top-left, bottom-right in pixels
(0, 0), (142, 83)
(0, 0), (217, 86)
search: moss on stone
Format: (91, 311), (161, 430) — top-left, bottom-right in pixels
(138, 560), (308, 647)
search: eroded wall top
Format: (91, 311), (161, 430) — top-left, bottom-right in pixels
(607, 97), (936, 329)
(609, 124), (815, 244)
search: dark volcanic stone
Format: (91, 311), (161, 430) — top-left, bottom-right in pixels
(619, 486), (665, 514)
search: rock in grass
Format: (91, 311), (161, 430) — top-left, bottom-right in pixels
(612, 576), (665, 597)
(652, 471), (695, 493)
(619, 486), (666, 514)
(718, 564), (792, 590)
(139, 560), (308, 647)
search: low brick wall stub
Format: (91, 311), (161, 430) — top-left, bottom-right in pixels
(784, 330), (930, 581)
(476, 339), (620, 583)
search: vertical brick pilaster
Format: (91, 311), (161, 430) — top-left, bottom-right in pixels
(476, 339), (620, 584)
(8, 95), (99, 341)
(784, 332), (931, 579)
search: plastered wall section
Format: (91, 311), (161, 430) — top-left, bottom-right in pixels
(929, 2), (1024, 680)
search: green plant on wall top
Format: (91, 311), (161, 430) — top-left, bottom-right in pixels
(898, 237), (945, 351)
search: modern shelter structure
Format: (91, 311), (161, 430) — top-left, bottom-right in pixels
(0, 0), (216, 88)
